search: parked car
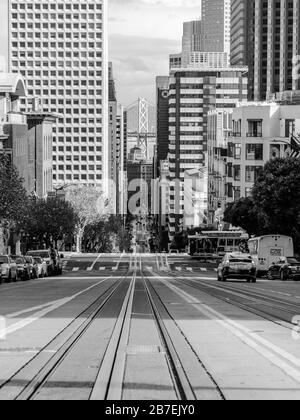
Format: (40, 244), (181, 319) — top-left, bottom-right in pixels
(33, 257), (48, 278)
(267, 257), (300, 281)
(0, 255), (18, 283)
(26, 250), (64, 276)
(217, 252), (257, 283)
(10, 256), (31, 281)
(24, 256), (39, 279)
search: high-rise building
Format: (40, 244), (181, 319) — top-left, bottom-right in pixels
(201, 0), (231, 60)
(231, 0), (300, 101)
(156, 76), (169, 175)
(108, 62), (126, 215)
(230, 0), (252, 67)
(182, 20), (202, 68)
(0, 73), (56, 198)
(167, 68), (248, 238)
(9, 0), (108, 190)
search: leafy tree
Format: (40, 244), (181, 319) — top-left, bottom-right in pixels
(24, 197), (78, 249)
(224, 197), (266, 236)
(0, 155), (28, 253)
(224, 158), (300, 252)
(66, 186), (107, 252)
(82, 215), (132, 253)
(252, 157), (300, 250)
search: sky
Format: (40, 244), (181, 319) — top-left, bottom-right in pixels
(0, 0), (201, 105)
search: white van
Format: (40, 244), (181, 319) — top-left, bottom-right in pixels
(248, 235), (294, 275)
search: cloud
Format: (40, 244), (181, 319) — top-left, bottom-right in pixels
(109, 0), (201, 104)
(109, 34), (179, 105)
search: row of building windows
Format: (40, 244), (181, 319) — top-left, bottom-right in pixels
(13, 51), (102, 59)
(53, 165), (102, 171)
(13, 60), (102, 68)
(12, 42), (102, 49)
(53, 174), (102, 181)
(228, 143), (264, 161)
(12, 3), (102, 11)
(12, 13), (102, 20)
(53, 146), (102, 153)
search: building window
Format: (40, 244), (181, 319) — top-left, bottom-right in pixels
(233, 187), (241, 201)
(246, 144), (263, 161)
(245, 166), (263, 183)
(247, 120), (262, 137)
(245, 188), (252, 198)
(234, 144), (241, 159)
(234, 165), (241, 181)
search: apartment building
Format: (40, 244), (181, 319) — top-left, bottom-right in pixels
(0, 73), (56, 197)
(207, 109), (233, 224)
(208, 103), (300, 223)
(9, 0), (108, 189)
(167, 68), (248, 238)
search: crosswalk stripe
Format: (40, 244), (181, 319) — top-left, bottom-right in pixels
(87, 267), (93, 271)
(200, 268), (208, 272)
(72, 267), (79, 272)
(186, 268), (193, 272)
(99, 267), (106, 271)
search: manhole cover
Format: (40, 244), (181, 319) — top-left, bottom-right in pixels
(126, 345), (164, 355)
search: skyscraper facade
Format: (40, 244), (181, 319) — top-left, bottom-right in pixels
(231, 0), (300, 101)
(9, 0), (108, 190)
(167, 68), (248, 238)
(201, 0), (231, 60)
(182, 20), (202, 67)
(230, 0), (252, 67)
(156, 76), (169, 176)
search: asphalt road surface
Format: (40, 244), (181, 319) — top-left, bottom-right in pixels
(0, 253), (300, 400)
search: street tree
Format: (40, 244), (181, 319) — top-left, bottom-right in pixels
(224, 197), (266, 236)
(24, 197), (78, 249)
(224, 158), (300, 251)
(83, 215), (132, 253)
(66, 186), (108, 252)
(252, 157), (300, 249)
(0, 155), (28, 253)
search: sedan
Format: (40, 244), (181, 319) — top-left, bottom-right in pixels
(217, 252), (257, 283)
(267, 257), (300, 281)
(10, 256), (31, 281)
(0, 255), (18, 283)
(24, 256), (39, 279)
(33, 257), (48, 278)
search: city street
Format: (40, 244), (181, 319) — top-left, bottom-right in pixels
(0, 253), (300, 400)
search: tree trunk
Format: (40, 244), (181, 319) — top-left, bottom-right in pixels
(0, 227), (5, 254)
(76, 229), (84, 253)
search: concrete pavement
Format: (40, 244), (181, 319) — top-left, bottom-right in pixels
(0, 252), (300, 400)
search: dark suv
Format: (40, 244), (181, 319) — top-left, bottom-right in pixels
(267, 257), (300, 281)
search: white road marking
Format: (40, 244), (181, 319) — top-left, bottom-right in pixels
(99, 267), (106, 271)
(159, 276), (300, 384)
(72, 268), (79, 272)
(88, 253), (103, 271)
(0, 277), (113, 337)
(175, 267), (182, 272)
